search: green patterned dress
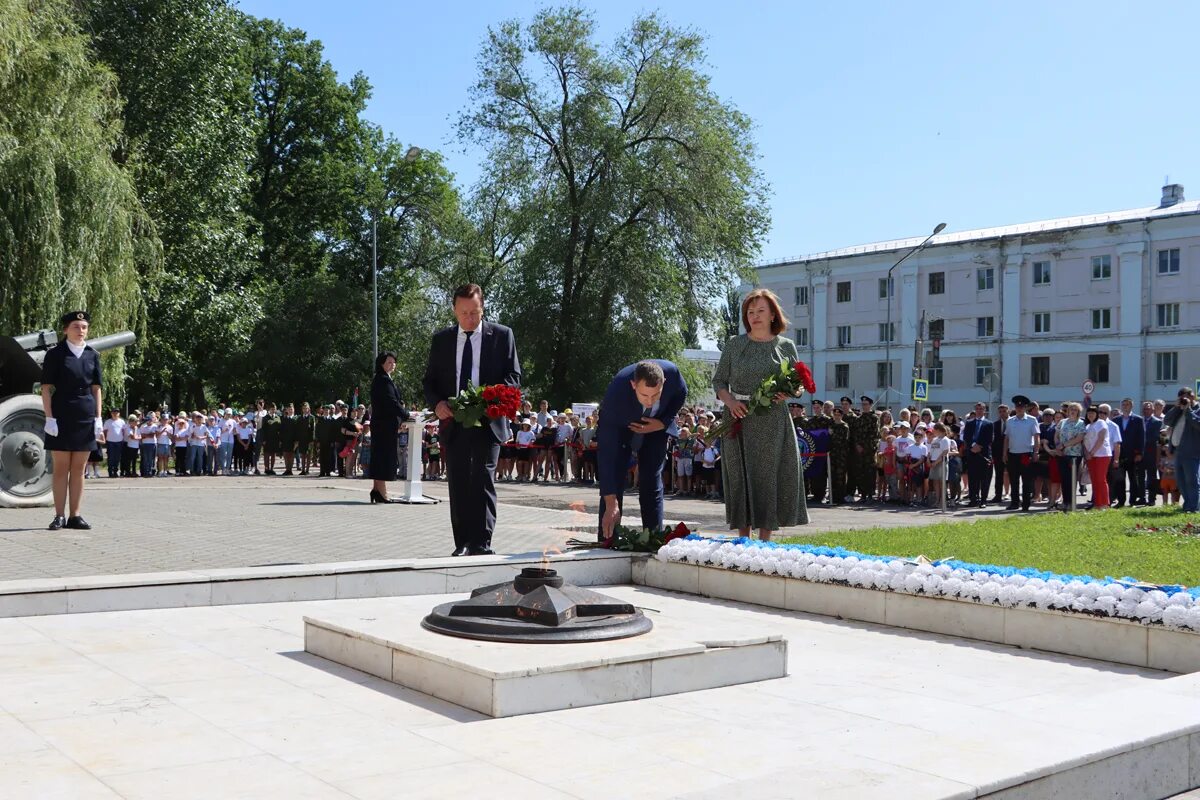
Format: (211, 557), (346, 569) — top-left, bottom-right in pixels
(712, 334), (808, 531)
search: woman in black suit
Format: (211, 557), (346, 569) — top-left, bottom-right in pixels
(368, 351), (409, 503)
(41, 311), (104, 530)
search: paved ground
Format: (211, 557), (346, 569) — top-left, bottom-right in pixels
(0, 474), (1006, 581)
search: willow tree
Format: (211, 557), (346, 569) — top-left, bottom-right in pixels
(459, 7), (769, 404)
(0, 0), (158, 399)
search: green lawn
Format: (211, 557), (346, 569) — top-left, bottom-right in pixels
(781, 507), (1200, 586)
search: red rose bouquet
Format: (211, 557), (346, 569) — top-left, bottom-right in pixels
(450, 383), (522, 428)
(708, 358), (816, 440)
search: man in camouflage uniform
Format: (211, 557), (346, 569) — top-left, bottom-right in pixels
(850, 395), (881, 502)
(829, 404), (852, 504)
(799, 399), (832, 504)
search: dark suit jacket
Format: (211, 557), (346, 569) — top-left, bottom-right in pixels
(422, 322), (521, 443)
(990, 416), (1007, 462)
(596, 360), (688, 496)
(962, 417), (993, 461)
(1144, 416), (1163, 460)
(1114, 414), (1144, 463)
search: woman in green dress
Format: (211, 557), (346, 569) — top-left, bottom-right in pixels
(713, 288), (808, 540)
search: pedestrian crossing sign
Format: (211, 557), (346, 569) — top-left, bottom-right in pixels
(912, 379), (929, 402)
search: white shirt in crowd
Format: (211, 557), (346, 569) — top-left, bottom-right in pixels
(1084, 419), (1112, 457)
(103, 417), (127, 443)
(138, 423), (158, 443)
(156, 425), (171, 446)
(455, 326), (482, 389)
(907, 441), (929, 462)
(556, 422), (574, 444)
(894, 433), (915, 459)
(220, 419), (236, 444)
(927, 435), (957, 464)
(516, 430), (536, 446)
(175, 422), (190, 444)
(1005, 414), (1040, 454)
(189, 422), (208, 446)
(1105, 417), (1122, 454)
(236, 423), (254, 441)
(208, 422), (222, 443)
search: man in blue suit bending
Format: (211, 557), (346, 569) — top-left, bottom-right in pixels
(597, 360), (688, 542)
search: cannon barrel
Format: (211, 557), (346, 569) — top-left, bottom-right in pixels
(26, 330), (136, 366)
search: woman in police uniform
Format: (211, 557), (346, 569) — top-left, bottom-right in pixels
(40, 311), (104, 530)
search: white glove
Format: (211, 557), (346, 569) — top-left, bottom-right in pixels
(94, 417), (104, 438)
(44, 417), (59, 437)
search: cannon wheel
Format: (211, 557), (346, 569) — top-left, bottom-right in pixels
(0, 394), (54, 508)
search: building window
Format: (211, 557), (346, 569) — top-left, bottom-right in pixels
(928, 272), (945, 295)
(927, 359), (943, 387)
(1088, 354), (1109, 384)
(794, 286), (809, 306)
(836, 281), (851, 303)
(878, 322), (895, 343)
(1091, 308), (1111, 331)
(794, 327), (809, 347)
(1158, 248), (1181, 275)
(1032, 261), (1051, 286)
(1091, 255), (1112, 280)
(976, 316), (994, 337)
(1031, 356), (1050, 386)
(974, 358), (993, 387)
(876, 362), (893, 389)
(837, 325), (852, 346)
(1156, 303), (1180, 328)
(977, 268), (994, 291)
(834, 363), (849, 388)
(1033, 312), (1051, 334)
(878, 276), (894, 299)
(1155, 352), (1178, 382)
(928, 318), (944, 340)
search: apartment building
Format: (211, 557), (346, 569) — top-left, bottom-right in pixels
(754, 184), (1200, 410)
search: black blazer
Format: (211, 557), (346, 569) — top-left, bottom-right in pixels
(422, 321), (521, 443)
(990, 416), (1007, 460)
(962, 417), (993, 460)
(370, 372), (409, 437)
(1114, 414), (1144, 461)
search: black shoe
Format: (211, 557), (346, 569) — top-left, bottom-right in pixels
(283, 470), (293, 476)
(65, 516), (91, 530)
(1005, 503), (1020, 511)
(470, 546), (495, 556)
(48, 515), (66, 531)
(451, 546), (470, 557)
(369, 489), (394, 504)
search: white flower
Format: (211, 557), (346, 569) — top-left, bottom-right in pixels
(1046, 579), (1064, 592)
(1116, 599), (1140, 618)
(1079, 583), (1101, 600)
(847, 567), (867, 587)
(1005, 574), (1028, 587)
(1093, 596), (1118, 616)
(942, 578), (963, 598)
(1184, 607), (1200, 631)
(903, 574), (925, 594)
(1026, 578), (1047, 590)
(804, 563), (821, 582)
(1147, 590), (1169, 605)
(1135, 600), (1164, 623)
(997, 585), (1018, 607)
(1015, 585), (1037, 605)
(1100, 583), (1123, 599)
(1065, 580), (1088, 596)
(924, 575), (945, 595)
(934, 564), (952, 577)
(1162, 606), (1189, 630)
(1122, 587), (1146, 603)
(978, 582), (1002, 605)
(1167, 591), (1193, 607)
(818, 565), (838, 583)
(1032, 589), (1054, 609)
(887, 560), (906, 573)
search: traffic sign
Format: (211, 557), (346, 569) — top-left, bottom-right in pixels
(912, 378), (929, 402)
(1082, 379), (1095, 395)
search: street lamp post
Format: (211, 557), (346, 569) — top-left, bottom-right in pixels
(372, 146), (423, 361)
(883, 222), (947, 407)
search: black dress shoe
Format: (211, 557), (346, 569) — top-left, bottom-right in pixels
(470, 546), (495, 556)
(65, 516), (91, 530)
(48, 515), (66, 531)
(1005, 503), (1020, 511)
(451, 546), (471, 557)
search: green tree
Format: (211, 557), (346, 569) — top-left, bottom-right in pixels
(80, 0), (257, 411)
(0, 0), (158, 401)
(459, 7), (769, 404)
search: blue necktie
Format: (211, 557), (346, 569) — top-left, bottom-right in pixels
(459, 330), (474, 392)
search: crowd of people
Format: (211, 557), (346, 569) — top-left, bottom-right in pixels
(84, 387), (1200, 517)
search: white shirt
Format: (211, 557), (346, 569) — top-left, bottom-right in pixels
(236, 424), (253, 441)
(556, 422), (574, 444)
(907, 442), (929, 461)
(1085, 420), (1112, 457)
(208, 423), (222, 443)
(138, 423), (158, 442)
(1105, 418), (1122, 446)
(894, 434), (915, 459)
(190, 423), (208, 445)
(175, 422), (190, 443)
(103, 418), (127, 443)
(1005, 414), (1040, 454)
(516, 430), (535, 446)
(455, 326), (482, 389)
(928, 436), (956, 464)
(220, 419), (236, 444)
(157, 426), (172, 446)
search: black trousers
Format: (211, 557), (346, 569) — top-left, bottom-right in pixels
(1006, 455), (1034, 508)
(965, 452), (990, 503)
(175, 446), (189, 475)
(121, 446), (138, 477)
(106, 442), (123, 477)
(1112, 459), (1142, 506)
(446, 426), (500, 550)
(808, 471), (827, 504)
(319, 441), (336, 476)
(992, 457), (1007, 499)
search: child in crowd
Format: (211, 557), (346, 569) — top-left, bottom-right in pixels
(673, 427), (694, 496)
(1158, 432), (1179, 505)
(882, 434), (898, 502)
(927, 423), (956, 509)
(907, 428), (930, 506)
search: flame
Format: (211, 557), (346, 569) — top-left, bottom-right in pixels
(541, 545), (563, 570)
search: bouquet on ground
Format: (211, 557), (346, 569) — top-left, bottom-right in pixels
(566, 522), (693, 553)
(709, 359), (816, 440)
(450, 383), (522, 427)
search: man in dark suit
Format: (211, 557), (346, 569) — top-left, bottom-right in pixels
(423, 284), (521, 556)
(990, 403), (1009, 503)
(596, 360), (688, 542)
(962, 401), (993, 507)
(1141, 401), (1163, 505)
(1112, 397), (1145, 508)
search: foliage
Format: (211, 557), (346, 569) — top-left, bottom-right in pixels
(459, 6), (769, 405)
(782, 506), (1200, 587)
(567, 522), (692, 553)
(0, 0), (159, 400)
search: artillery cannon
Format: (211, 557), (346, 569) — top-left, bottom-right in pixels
(0, 329), (135, 508)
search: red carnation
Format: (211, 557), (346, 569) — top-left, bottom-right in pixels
(485, 405), (502, 420)
(482, 386), (497, 401)
(794, 360), (815, 395)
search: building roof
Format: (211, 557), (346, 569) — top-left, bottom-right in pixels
(758, 198), (1200, 268)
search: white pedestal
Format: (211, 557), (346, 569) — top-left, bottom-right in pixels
(396, 415), (438, 504)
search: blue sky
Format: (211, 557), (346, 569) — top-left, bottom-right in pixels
(236, 0), (1200, 262)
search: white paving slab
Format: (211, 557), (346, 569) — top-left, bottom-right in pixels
(0, 587), (1194, 798)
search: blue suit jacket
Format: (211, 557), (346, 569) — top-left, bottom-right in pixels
(596, 360), (688, 496)
(1144, 416), (1163, 459)
(963, 417), (993, 460)
(1164, 403), (1200, 459)
(1114, 414), (1144, 463)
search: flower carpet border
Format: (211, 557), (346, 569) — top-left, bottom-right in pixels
(657, 536), (1200, 632)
